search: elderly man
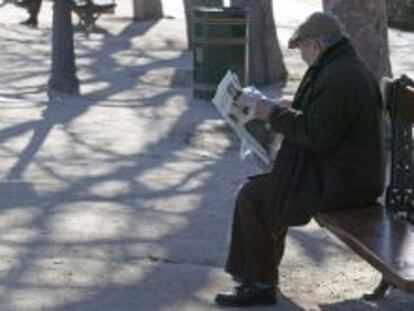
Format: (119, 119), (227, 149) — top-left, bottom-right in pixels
(215, 12), (385, 307)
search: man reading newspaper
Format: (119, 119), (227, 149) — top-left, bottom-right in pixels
(212, 71), (282, 166)
(214, 12), (385, 307)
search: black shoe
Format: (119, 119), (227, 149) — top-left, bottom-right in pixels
(20, 18), (38, 28)
(215, 282), (277, 307)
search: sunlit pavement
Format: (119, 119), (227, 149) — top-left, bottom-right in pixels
(0, 1), (413, 310)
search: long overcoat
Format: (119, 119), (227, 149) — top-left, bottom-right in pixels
(259, 38), (385, 227)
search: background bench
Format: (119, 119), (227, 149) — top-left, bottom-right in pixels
(72, 0), (116, 30)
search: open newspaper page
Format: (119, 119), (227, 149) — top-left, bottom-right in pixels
(212, 71), (280, 166)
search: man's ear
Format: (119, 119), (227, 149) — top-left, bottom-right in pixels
(311, 39), (321, 50)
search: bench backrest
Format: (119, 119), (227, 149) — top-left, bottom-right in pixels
(383, 75), (414, 222)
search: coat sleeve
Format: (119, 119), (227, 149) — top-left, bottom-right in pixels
(269, 69), (358, 153)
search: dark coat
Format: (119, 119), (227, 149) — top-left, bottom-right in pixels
(261, 38), (385, 227)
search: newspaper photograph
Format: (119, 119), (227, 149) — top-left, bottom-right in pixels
(212, 71), (282, 167)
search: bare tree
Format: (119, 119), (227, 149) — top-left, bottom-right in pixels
(323, 0), (392, 79)
(48, 0), (79, 97)
(183, 0), (223, 49)
(231, 0), (287, 87)
(133, 0), (163, 21)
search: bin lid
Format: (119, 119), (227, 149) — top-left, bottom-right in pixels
(193, 6), (247, 18)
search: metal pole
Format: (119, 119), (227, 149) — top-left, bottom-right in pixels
(48, 0), (79, 97)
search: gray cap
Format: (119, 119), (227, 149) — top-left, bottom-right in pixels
(288, 12), (343, 49)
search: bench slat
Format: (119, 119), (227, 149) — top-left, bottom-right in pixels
(315, 205), (414, 293)
(400, 86), (414, 122)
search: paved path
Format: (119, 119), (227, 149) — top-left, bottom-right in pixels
(0, 1), (413, 310)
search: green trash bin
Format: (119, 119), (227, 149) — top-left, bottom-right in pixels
(185, 0), (223, 49)
(192, 7), (248, 100)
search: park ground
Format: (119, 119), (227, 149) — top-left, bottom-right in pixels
(0, 0), (414, 310)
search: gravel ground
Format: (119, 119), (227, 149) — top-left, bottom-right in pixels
(0, 1), (413, 310)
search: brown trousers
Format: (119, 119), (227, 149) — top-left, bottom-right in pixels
(225, 176), (288, 289)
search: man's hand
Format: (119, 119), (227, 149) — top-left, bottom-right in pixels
(253, 98), (292, 121)
(234, 92), (262, 109)
(252, 100), (273, 120)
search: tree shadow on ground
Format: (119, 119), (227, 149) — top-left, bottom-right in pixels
(0, 13), (248, 310)
(278, 291), (307, 310)
(288, 225), (351, 266)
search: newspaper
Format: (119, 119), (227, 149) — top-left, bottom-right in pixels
(212, 70), (282, 167)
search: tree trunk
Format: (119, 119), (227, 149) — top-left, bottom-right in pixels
(133, 0), (163, 21)
(387, 0), (414, 30)
(48, 0), (79, 97)
(183, 0), (223, 49)
(323, 0), (392, 80)
(231, 0), (287, 87)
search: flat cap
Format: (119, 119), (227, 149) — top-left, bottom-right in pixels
(288, 12), (343, 49)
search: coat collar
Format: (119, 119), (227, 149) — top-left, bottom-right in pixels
(293, 37), (356, 106)
(311, 37), (356, 76)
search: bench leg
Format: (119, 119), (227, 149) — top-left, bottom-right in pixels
(362, 278), (392, 301)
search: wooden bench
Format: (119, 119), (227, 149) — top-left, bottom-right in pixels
(314, 75), (414, 299)
(315, 205), (414, 298)
(72, 0), (116, 30)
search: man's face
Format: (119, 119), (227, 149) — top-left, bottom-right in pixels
(298, 39), (321, 66)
